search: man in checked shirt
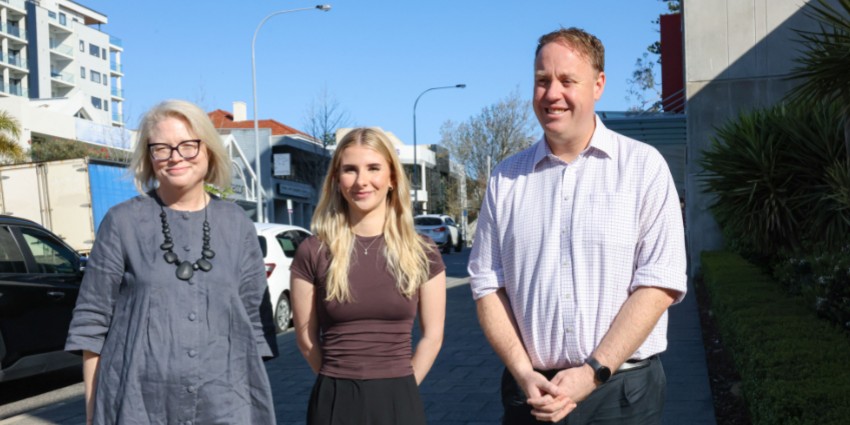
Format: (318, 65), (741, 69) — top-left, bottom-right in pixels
(468, 27), (687, 424)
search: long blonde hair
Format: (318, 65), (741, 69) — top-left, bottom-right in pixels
(312, 127), (433, 302)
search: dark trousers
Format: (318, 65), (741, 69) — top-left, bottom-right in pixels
(501, 357), (666, 425)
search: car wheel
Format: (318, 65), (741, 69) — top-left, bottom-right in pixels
(442, 237), (452, 254)
(275, 292), (292, 333)
(455, 236), (463, 252)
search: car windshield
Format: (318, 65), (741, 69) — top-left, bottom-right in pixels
(414, 217), (443, 226)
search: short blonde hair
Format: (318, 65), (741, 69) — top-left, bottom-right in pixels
(536, 27), (605, 73)
(129, 99), (231, 193)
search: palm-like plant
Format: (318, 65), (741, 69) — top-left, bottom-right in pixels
(786, 0), (850, 161)
(0, 111), (25, 164)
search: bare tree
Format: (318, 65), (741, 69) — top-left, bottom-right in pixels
(626, 0), (681, 112)
(300, 87), (353, 189)
(303, 86), (352, 149)
(439, 89), (536, 216)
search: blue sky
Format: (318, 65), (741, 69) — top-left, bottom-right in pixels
(85, 0), (671, 145)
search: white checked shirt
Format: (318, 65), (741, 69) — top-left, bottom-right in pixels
(468, 115), (687, 370)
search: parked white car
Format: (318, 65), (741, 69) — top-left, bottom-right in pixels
(414, 214), (463, 253)
(254, 223), (312, 333)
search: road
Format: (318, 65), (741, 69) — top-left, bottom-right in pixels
(0, 248), (472, 424)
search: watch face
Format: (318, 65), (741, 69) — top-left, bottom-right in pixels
(596, 366), (612, 383)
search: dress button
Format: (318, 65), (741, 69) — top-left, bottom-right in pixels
(187, 280), (195, 286)
(186, 422), (192, 425)
(188, 349), (197, 358)
(183, 245), (191, 252)
(182, 213), (189, 220)
(188, 312), (197, 321)
(187, 385), (196, 393)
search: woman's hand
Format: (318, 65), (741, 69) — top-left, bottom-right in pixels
(411, 271), (446, 384)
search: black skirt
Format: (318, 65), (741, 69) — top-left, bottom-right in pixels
(307, 374), (427, 425)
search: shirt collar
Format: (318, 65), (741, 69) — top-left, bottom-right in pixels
(532, 114), (616, 168)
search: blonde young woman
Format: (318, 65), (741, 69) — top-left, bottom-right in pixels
(291, 127), (447, 425)
(65, 100), (276, 424)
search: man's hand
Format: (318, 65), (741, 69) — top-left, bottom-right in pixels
(532, 365), (596, 422)
(516, 369), (578, 422)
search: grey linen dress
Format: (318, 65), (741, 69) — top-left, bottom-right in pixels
(65, 194), (276, 425)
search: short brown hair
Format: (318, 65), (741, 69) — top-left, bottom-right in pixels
(130, 99), (231, 193)
(536, 27), (605, 72)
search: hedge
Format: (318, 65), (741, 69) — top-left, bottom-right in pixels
(701, 251), (850, 424)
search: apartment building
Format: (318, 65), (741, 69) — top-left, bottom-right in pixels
(0, 0), (124, 128)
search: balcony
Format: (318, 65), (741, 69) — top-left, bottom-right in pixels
(49, 39), (75, 59)
(110, 60), (122, 74)
(0, 23), (26, 40)
(110, 87), (123, 98)
(109, 35), (123, 49)
(0, 81), (28, 97)
(0, 0), (27, 13)
(112, 112), (123, 123)
(50, 70), (75, 86)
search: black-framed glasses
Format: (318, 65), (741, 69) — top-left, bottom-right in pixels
(148, 139), (202, 161)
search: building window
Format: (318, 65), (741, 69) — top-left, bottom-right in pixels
(59, 13), (66, 26)
(103, 78), (107, 86)
(89, 44), (100, 57)
(79, 40), (85, 52)
(104, 102), (108, 112)
(91, 97), (102, 110)
(80, 67), (85, 78)
(101, 49), (106, 60)
(91, 71), (101, 84)
(48, 11), (57, 19)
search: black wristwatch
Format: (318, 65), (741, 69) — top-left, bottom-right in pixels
(585, 356), (611, 384)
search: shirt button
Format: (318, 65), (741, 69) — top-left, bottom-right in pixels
(188, 312), (197, 321)
(187, 385), (196, 393)
(188, 349), (197, 358)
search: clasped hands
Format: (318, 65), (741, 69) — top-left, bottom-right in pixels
(519, 365), (597, 423)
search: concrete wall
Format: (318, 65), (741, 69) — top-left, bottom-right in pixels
(683, 0), (828, 275)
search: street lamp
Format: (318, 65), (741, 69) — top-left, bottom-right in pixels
(412, 84), (466, 215)
(252, 4), (331, 223)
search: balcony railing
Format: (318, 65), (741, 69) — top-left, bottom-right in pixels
(0, 52), (27, 69)
(111, 87), (123, 98)
(0, 81), (28, 97)
(0, 23), (26, 39)
(110, 61), (122, 73)
(49, 39), (75, 57)
(109, 35), (123, 48)
(51, 70), (75, 84)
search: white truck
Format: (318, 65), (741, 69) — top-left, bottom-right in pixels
(0, 158), (137, 254)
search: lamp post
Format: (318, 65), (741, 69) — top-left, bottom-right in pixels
(412, 84), (465, 215)
(252, 4), (331, 223)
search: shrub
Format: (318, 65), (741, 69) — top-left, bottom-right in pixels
(702, 251), (850, 424)
(700, 101), (848, 260)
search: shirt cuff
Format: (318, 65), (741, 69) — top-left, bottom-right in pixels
(631, 264), (687, 304)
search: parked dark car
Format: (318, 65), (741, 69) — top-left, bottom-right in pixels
(0, 215), (83, 382)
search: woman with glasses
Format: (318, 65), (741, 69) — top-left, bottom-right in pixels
(66, 100), (277, 425)
(291, 127), (446, 425)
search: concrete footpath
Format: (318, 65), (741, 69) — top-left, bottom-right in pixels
(2, 252), (715, 424)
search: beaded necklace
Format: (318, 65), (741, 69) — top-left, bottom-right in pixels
(157, 194), (215, 281)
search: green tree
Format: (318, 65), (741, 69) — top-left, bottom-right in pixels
(786, 0), (850, 161)
(0, 111), (25, 164)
